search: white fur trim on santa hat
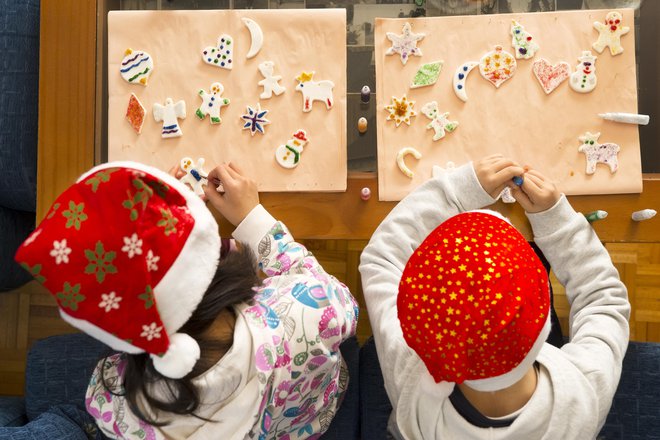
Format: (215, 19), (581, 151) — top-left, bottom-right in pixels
(151, 332), (201, 379)
(59, 308), (144, 354)
(463, 317), (551, 392)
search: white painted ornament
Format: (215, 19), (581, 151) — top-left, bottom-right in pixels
(385, 22), (424, 65)
(577, 132), (619, 175)
(196, 82), (230, 125)
(153, 98), (186, 138)
(499, 187), (516, 203)
(120, 48), (153, 86)
(258, 61), (286, 99)
(631, 209), (656, 222)
(592, 11), (629, 56)
(384, 95), (416, 127)
(295, 72), (334, 112)
(452, 61), (478, 102)
(510, 20), (539, 60)
(532, 59), (570, 94)
(179, 157), (207, 196)
(420, 102), (458, 141)
(275, 130), (309, 169)
(570, 51), (597, 93)
(242, 18), (263, 59)
(240, 103), (270, 136)
(479, 46), (517, 88)
(396, 147), (422, 179)
(202, 34), (234, 70)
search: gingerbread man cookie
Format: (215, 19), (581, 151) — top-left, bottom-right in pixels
(592, 11), (629, 56)
(420, 102), (458, 141)
(179, 157), (207, 196)
(196, 82), (230, 125)
(578, 132), (620, 175)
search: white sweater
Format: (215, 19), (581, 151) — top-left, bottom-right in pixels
(359, 163), (630, 440)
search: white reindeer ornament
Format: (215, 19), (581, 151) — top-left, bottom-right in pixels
(578, 132), (620, 175)
(295, 71), (334, 113)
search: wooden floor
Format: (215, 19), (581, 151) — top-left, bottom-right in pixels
(2, 240), (660, 396)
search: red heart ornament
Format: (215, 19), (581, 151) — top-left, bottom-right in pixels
(532, 58), (570, 94)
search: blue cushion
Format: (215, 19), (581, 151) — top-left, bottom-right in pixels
(359, 337), (392, 440)
(0, 404), (102, 440)
(0, 397), (26, 427)
(0, 205), (34, 291)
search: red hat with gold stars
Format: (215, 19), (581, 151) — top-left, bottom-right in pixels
(397, 210), (550, 391)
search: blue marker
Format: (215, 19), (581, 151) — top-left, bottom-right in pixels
(512, 176), (524, 186)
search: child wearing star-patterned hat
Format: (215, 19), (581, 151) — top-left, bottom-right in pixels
(360, 155), (630, 439)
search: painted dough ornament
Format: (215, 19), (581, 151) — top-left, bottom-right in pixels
(384, 95), (417, 127)
(258, 61), (286, 99)
(420, 102), (458, 141)
(578, 132), (619, 174)
(202, 34), (234, 70)
(592, 11), (629, 56)
(510, 20), (539, 60)
(479, 45), (516, 88)
(242, 18), (263, 59)
(396, 147), (422, 179)
(275, 130), (308, 169)
(385, 22), (424, 65)
(125, 93), (146, 134)
(452, 61), (479, 102)
(120, 49), (153, 86)
(569, 51), (597, 93)
(241, 103), (270, 136)
(179, 157), (207, 196)
(196, 82), (230, 125)
(295, 72), (334, 112)
(153, 98), (186, 138)
(499, 187), (516, 203)
(532, 59), (570, 94)
(410, 61), (443, 89)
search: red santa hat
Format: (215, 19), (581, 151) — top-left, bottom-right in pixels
(397, 210), (550, 392)
(15, 161), (221, 379)
(293, 130), (308, 142)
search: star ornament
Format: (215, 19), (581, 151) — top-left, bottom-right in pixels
(386, 22), (425, 65)
(385, 95), (417, 127)
(241, 103), (270, 136)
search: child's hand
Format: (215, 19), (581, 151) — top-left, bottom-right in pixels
(203, 162), (260, 226)
(509, 169), (560, 213)
(474, 154), (526, 199)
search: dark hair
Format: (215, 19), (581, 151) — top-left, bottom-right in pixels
(101, 245), (261, 426)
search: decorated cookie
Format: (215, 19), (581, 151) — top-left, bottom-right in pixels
(592, 11), (629, 56)
(196, 82), (230, 125)
(510, 20), (539, 60)
(452, 61), (479, 102)
(242, 18), (263, 59)
(420, 101), (458, 141)
(479, 46), (517, 88)
(120, 49), (153, 86)
(202, 35), (234, 70)
(532, 59), (570, 94)
(578, 132), (619, 174)
(396, 147), (422, 179)
(275, 130), (309, 169)
(258, 61), (286, 99)
(295, 72), (334, 112)
(241, 103), (270, 136)
(179, 157), (207, 196)
(125, 93), (146, 134)
(569, 51), (597, 93)
(499, 187), (516, 203)
(410, 61), (443, 89)
(153, 98), (186, 138)
(385, 22), (424, 65)
(384, 95), (416, 127)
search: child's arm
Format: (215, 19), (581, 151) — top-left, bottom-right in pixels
(359, 156), (523, 407)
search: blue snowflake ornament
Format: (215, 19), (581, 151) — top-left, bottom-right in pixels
(241, 103), (270, 136)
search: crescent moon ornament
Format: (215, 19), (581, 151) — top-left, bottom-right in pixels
(452, 61), (478, 102)
(242, 18), (263, 59)
(396, 147), (422, 179)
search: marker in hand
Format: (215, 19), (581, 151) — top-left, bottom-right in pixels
(190, 169), (222, 188)
(512, 175), (524, 186)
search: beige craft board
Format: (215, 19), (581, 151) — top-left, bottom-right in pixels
(108, 10), (346, 191)
(375, 9), (641, 201)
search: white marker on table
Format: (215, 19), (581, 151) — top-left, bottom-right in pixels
(599, 112), (650, 125)
(631, 209), (657, 222)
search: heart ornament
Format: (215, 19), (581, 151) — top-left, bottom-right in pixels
(202, 34), (233, 70)
(532, 58), (570, 94)
(479, 45), (516, 88)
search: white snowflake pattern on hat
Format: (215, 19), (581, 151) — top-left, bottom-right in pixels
(98, 291), (122, 312)
(141, 322), (163, 341)
(49, 239), (72, 264)
(121, 233), (143, 258)
(146, 250), (159, 272)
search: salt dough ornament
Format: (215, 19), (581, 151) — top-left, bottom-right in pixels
(479, 46), (517, 88)
(569, 51), (597, 93)
(241, 103), (270, 136)
(196, 82), (230, 125)
(410, 61), (443, 89)
(452, 61), (479, 102)
(242, 18), (263, 59)
(179, 157), (207, 196)
(510, 20), (539, 60)
(120, 49), (153, 86)
(385, 22), (424, 65)
(275, 130), (308, 169)
(202, 34), (234, 70)
(499, 187), (516, 203)
(153, 98), (186, 138)
(295, 72), (334, 112)
(578, 132), (619, 174)
(396, 147), (421, 179)
(384, 95), (417, 127)
(592, 11), (629, 56)
(532, 59), (570, 94)
(125, 93), (146, 134)
(258, 61), (286, 99)
(420, 102), (458, 141)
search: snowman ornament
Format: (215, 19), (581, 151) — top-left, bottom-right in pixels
(570, 51), (597, 93)
(275, 130), (308, 169)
